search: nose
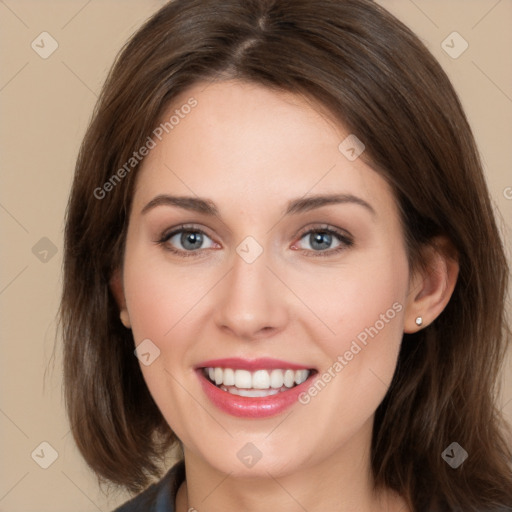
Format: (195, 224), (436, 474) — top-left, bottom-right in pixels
(214, 247), (290, 341)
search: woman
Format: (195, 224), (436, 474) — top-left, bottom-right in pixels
(59, 0), (512, 510)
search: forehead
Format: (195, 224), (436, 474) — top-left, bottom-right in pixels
(132, 80), (397, 221)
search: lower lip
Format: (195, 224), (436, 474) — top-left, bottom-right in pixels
(197, 369), (314, 418)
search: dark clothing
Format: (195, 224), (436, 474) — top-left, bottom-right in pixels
(112, 460), (185, 512)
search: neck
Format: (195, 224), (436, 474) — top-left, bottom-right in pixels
(174, 418), (408, 512)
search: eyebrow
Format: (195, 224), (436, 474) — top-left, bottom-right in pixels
(141, 195), (218, 216)
(285, 193), (375, 217)
(140, 193), (376, 217)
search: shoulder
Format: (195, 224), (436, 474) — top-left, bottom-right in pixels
(112, 460), (186, 512)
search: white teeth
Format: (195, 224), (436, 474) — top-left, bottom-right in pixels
(234, 369), (252, 389)
(252, 370), (270, 389)
(270, 369), (284, 388)
(223, 367), (235, 386)
(204, 367), (311, 390)
(283, 369), (295, 388)
(220, 385), (283, 397)
(294, 369), (309, 385)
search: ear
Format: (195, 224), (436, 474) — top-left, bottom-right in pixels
(403, 236), (459, 333)
(109, 267), (131, 329)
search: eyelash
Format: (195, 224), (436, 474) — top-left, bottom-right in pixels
(155, 224), (354, 258)
(156, 224), (216, 259)
(294, 226), (354, 257)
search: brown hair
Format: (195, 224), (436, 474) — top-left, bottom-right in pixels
(59, 0), (512, 509)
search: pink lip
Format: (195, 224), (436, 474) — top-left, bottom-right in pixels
(195, 361), (316, 419)
(196, 357), (312, 371)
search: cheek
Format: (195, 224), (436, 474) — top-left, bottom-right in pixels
(299, 252), (407, 353)
(122, 246), (208, 341)
(295, 250), (408, 422)
(121, 248), (206, 434)
(297, 250), (408, 408)
(335, 276), (405, 363)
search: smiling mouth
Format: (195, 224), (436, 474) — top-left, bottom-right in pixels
(202, 367), (316, 397)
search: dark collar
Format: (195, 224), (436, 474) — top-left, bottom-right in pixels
(113, 460), (186, 512)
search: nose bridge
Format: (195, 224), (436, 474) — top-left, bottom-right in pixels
(214, 239), (288, 339)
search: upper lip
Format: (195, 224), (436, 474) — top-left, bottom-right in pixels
(195, 357), (314, 371)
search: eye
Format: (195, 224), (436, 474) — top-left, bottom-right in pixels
(291, 226), (353, 257)
(156, 225), (218, 256)
(156, 224), (353, 258)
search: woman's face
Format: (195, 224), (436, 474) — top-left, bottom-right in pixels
(117, 80), (416, 478)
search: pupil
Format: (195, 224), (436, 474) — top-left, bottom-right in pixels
(181, 231), (202, 250)
(311, 232), (331, 250)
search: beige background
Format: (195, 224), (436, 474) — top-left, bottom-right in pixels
(0, 1), (511, 511)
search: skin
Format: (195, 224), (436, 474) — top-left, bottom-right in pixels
(111, 80), (459, 512)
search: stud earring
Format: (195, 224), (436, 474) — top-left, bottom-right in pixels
(415, 316), (423, 327)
